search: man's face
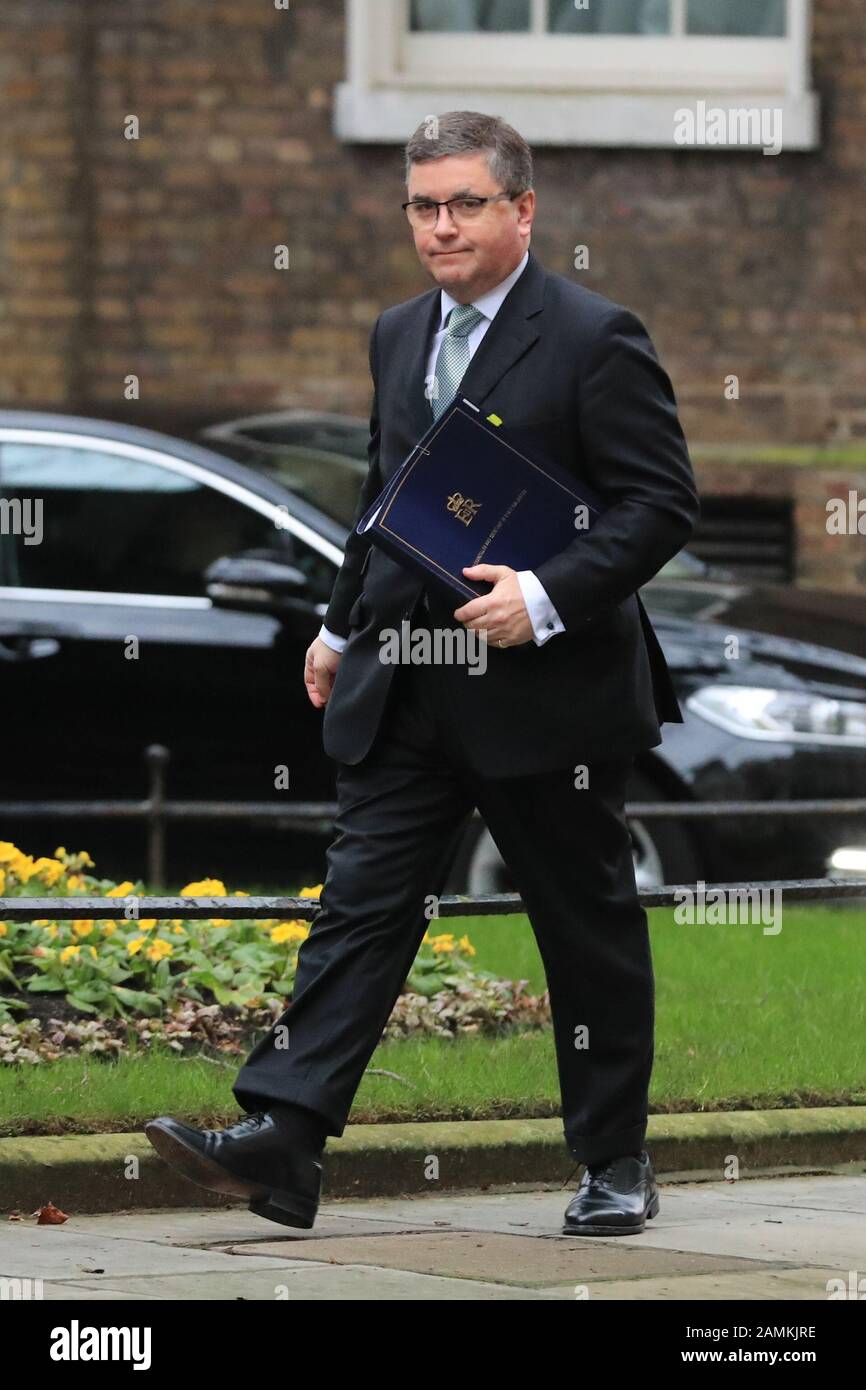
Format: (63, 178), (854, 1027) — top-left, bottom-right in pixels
(406, 152), (535, 301)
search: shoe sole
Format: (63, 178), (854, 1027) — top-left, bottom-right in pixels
(144, 1121), (317, 1229)
(561, 1192), (660, 1237)
(248, 1195), (316, 1229)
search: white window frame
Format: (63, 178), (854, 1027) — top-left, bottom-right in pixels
(335, 0), (818, 149)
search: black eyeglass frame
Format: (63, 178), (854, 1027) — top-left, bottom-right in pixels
(401, 191), (523, 220)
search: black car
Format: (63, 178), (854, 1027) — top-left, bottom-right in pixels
(1, 407), (865, 891)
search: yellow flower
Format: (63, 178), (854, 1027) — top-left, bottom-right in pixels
(72, 920), (93, 938)
(180, 878), (227, 897)
(458, 934), (476, 957)
(56, 848), (94, 868)
(60, 944), (81, 963)
(0, 923), (7, 938)
(106, 881), (136, 898)
(10, 853), (37, 882)
(145, 939), (173, 961)
(430, 934), (456, 954)
(208, 918), (232, 927)
(0, 842), (20, 864)
(126, 937), (145, 955)
(100, 921), (117, 937)
(0, 869), (5, 895)
(270, 921), (309, 945)
(33, 857), (65, 887)
(172, 924), (185, 935)
(66, 874), (84, 891)
(299, 884), (323, 899)
(139, 919), (157, 932)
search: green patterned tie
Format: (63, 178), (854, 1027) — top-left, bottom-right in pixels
(430, 303), (485, 420)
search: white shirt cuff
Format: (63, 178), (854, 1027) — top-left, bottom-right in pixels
(516, 571), (566, 646)
(319, 624), (348, 653)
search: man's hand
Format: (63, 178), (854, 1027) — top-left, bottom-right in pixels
(453, 564), (534, 647)
(304, 636), (342, 709)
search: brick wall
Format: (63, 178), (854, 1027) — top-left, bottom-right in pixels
(0, 0), (864, 586)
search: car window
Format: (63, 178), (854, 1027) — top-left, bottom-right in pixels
(0, 442), (295, 597)
(240, 422), (370, 456)
(225, 443), (367, 530)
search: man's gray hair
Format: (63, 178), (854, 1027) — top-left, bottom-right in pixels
(404, 111), (533, 194)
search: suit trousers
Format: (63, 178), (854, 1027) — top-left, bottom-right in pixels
(232, 604), (656, 1164)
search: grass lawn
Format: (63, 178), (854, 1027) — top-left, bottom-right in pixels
(2, 903), (864, 1136)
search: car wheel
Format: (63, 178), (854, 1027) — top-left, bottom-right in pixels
(444, 770), (701, 895)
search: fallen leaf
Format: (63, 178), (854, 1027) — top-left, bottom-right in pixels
(35, 1201), (69, 1224)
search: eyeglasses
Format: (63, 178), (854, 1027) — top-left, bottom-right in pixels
(402, 191), (521, 229)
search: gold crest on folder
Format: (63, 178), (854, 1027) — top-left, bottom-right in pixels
(446, 492), (482, 526)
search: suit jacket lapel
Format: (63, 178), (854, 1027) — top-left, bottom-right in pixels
(458, 249), (546, 409)
(401, 249), (547, 445)
(401, 289), (443, 445)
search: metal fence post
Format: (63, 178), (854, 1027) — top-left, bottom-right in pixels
(145, 744), (170, 889)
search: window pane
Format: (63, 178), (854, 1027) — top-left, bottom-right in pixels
(686, 0), (786, 36)
(250, 444), (368, 530)
(548, 0), (670, 33)
(410, 0), (531, 31)
(0, 443), (281, 596)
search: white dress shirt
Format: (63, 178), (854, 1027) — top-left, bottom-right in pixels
(319, 248), (565, 652)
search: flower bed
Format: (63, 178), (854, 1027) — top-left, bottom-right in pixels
(0, 843), (550, 1061)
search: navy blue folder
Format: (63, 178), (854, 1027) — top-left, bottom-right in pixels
(356, 397), (608, 601)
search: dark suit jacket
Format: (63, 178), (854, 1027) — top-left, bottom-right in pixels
(321, 249), (701, 777)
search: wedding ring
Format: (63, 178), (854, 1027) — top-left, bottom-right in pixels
(498, 639), (507, 648)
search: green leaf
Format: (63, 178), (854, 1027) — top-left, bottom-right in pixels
(112, 986), (163, 1017)
(66, 993), (99, 1014)
(0, 950), (21, 987)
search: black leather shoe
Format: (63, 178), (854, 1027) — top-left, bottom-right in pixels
(562, 1150), (659, 1236)
(144, 1111), (322, 1229)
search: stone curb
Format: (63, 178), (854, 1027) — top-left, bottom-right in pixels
(1, 1107), (865, 1215)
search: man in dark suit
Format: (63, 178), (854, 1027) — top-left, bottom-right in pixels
(147, 110), (700, 1238)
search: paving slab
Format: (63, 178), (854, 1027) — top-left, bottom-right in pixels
(0, 1227), (317, 1280)
(230, 1228), (782, 1287)
(39, 1267), (564, 1300)
(0, 1173), (861, 1300)
(544, 1266), (845, 1300)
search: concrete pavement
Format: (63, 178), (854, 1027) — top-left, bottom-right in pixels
(2, 1171), (864, 1300)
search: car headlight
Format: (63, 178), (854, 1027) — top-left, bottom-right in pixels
(686, 685), (866, 745)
